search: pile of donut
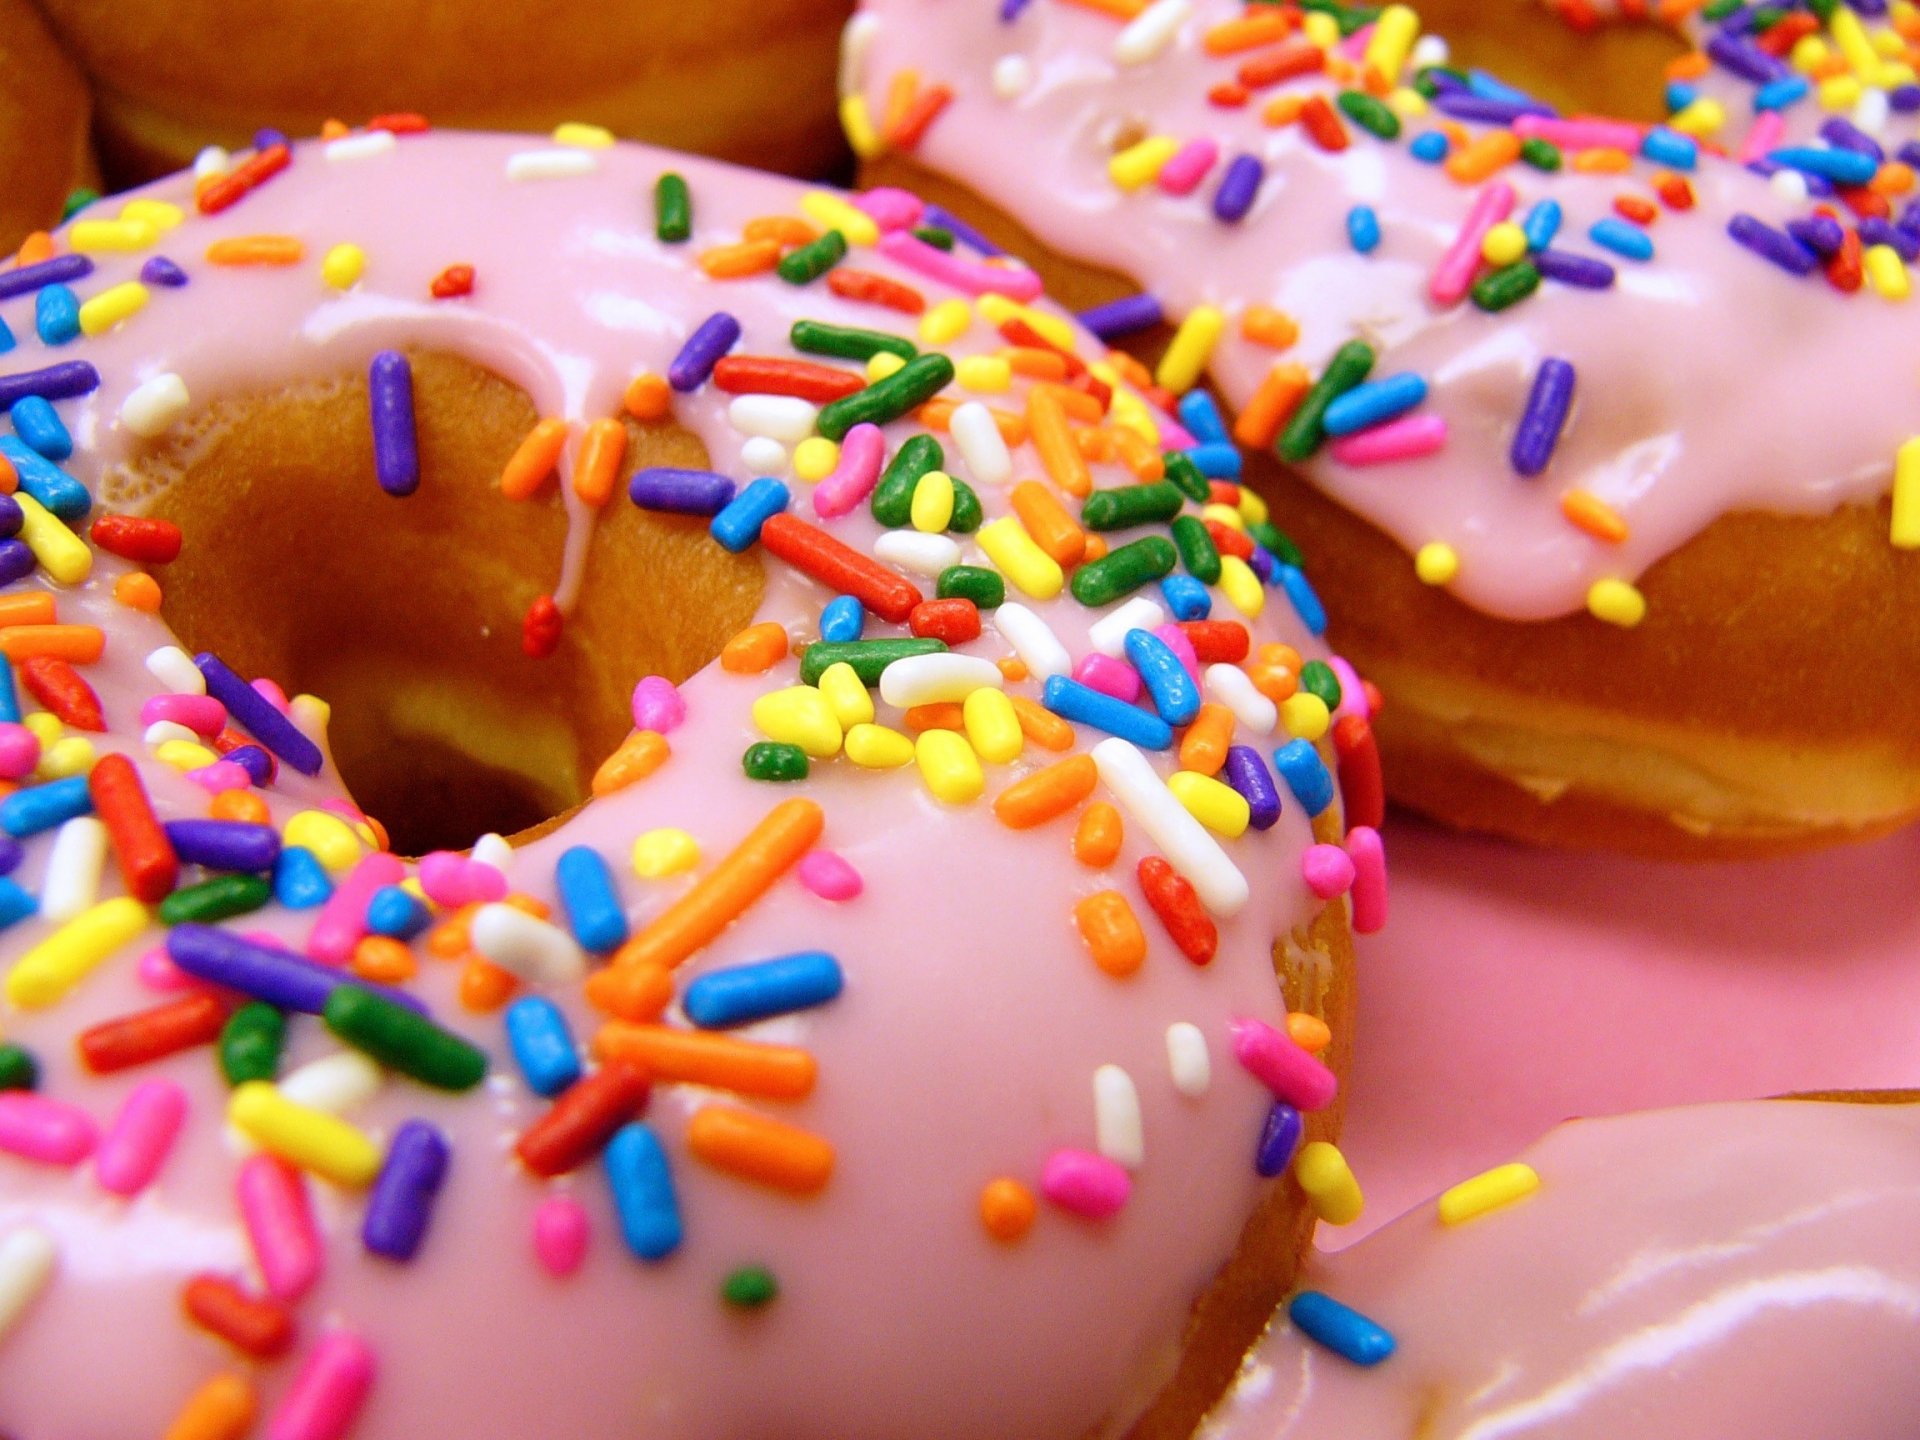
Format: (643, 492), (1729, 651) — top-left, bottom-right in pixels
(0, 1), (1913, 1438)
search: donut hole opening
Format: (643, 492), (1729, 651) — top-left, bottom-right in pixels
(122, 352), (763, 857)
(1411, 1), (1685, 124)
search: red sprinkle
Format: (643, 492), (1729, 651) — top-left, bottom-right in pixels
(1827, 225), (1865, 293)
(758, 514), (923, 624)
(1332, 713), (1386, 833)
(1137, 855), (1217, 964)
(1209, 82), (1252, 107)
(1837, 183), (1891, 220)
(711, 356), (866, 402)
(1179, 620), (1252, 665)
(87, 752), (178, 902)
(20, 655), (103, 731)
(1613, 194), (1658, 226)
(196, 144), (291, 216)
(366, 113), (432, 135)
(1653, 173), (1696, 211)
(88, 514), (182, 564)
(1204, 519), (1257, 561)
(1238, 40), (1324, 90)
(515, 1063), (652, 1177)
(78, 992), (229, 1073)
(826, 268), (927, 315)
(1299, 95), (1350, 152)
(523, 595), (563, 659)
(908, 597), (982, 644)
(430, 264), (475, 299)
(887, 83), (954, 150)
(182, 1273), (297, 1358)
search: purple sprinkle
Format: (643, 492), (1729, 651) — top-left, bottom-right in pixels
(0, 835), (21, 876)
(1890, 86), (1920, 116)
(921, 204), (1005, 258)
(628, 467), (735, 516)
(368, 350), (418, 497)
(163, 819), (281, 873)
(1860, 218), (1920, 262)
(139, 256), (188, 288)
(0, 254), (93, 303)
(1255, 1102), (1303, 1177)
(1747, 158), (1835, 196)
(1077, 292), (1164, 341)
(1223, 744), (1282, 831)
(0, 362), (99, 411)
(1533, 249), (1616, 289)
(1247, 545), (1277, 584)
(667, 312), (740, 391)
(1510, 357), (1575, 479)
(1707, 31), (1787, 84)
(363, 1119), (450, 1261)
(999, 0), (1032, 17)
(254, 128), (290, 151)
(0, 495), (21, 540)
(165, 925), (426, 1015)
(1821, 116), (1884, 162)
(1786, 214), (1845, 258)
(0, 540), (34, 587)
(1212, 154), (1265, 224)
(1727, 213), (1819, 276)
(223, 745), (273, 786)
(194, 653), (323, 776)
(1424, 68), (1468, 96)
(1434, 93), (1547, 125)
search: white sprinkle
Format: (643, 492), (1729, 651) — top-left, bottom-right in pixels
(728, 395), (818, 443)
(1409, 33), (1449, 71)
(1204, 663), (1278, 735)
(40, 817), (107, 924)
(143, 720), (199, 749)
(192, 146), (230, 182)
(145, 645), (205, 695)
(878, 652), (1004, 708)
(280, 1051), (384, 1114)
(1114, 0), (1190, 65)
(1853, 87), (1891, 137)
(1093, 1064), (1145, 1169)
(505, 149), (598, 182)
(874, 530), (960, 577)
(740, 436), (791, 477)
(470, 833), (513, 873)
(1769, 169), (1810, 203)
(992, 54), (1034, 99)
(471, 903), (587, 985)
(1089, 596), (1167, 658)
(950, 401), (1013, 487)
(992, 602), (1072, 681)
(1091, 738), (1248, 916)
(323, 131), (397, 164)
(839, 12), (880, 95)
(1166, 1022), (1211, 1097)
(120, 373), (189, 439)
(0, 1226), (56, 1342)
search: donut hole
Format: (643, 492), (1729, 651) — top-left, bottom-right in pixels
(123, 352), (763, 857)
(1411, 0), (1685, 123)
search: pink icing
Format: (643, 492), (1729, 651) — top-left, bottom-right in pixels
(0, 132), (1352, 1437)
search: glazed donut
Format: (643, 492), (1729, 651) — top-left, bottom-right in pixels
(0, 0), (96, 253)
(1199, 1096), (1920, 1439)
(847, 0), (1920, 855)
(0, 129), (1374, 1440)
(25, 0), (853, 184)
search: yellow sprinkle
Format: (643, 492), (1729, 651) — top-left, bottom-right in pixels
(844, 722), (915, 769)
(915, 728), (984, 804)
(867, 351), (907, 382)
(1235, 487), (1269, 526)
(1437, 1162), (1541, 1225)
(289, 694), (330, 739)
(1894, 439), (1920, 549)
(1667, 97), (1726, 137)
(1831, 6), (1881, 78)
(1166, 770), (1251, 838)
(77, 281), (149, 337)
(1217, 554), (1265, 618)
(1295, 1140), (1364, 1225)
(1877, 27), (1909, 59)
(976, 517), (1064, 599)
(37, 737), (93, 779)
(22, 714), (59, 747)
(228, 1082), (383, 1188)
(1387, 86), (1429, 119)
(399, 878), (431, 905)
(1281, 691), (1330, 742)
(1201, 502), (1246, 533)
(841, 95), (883, 161)
(793, 436), (839, 482)
(1155, 305), (1225, 393)
(1302, 9), (1341, 47)
(961, 687), (1023, 764)
(321, 243), (366, 290)
(816, 662), (875, 729)
(1480, 221), (1529, 267)
(751, 686), (844, 759)
(1864, 243), (1911, 300)
(118, 198), (183, 232)
(920, 298), (971, 345)
(551, 121), (615, 148)
(68, 218), (158, 253)
(153, 739), (219, 771)
(800, 190), (879, 247)
(910, 470), (955, 533)
(6, 897), (148, 1008)
(1414, 541), (1460, 585)
(1586, 577), (1647, 628)
(1817, 75), (1864, 111)
(975, 295), (1077, 353)
(955, 355), (1012, 393)
(282, 810), (367, 872)
(14, 492), (90, 585)
(1106, 386), (1161, 445)
(1362, 3), (1419, 84)
(1109, 134), (1181, 192)
(1791, 34), (1830, 71)
(631, 828), (700, 879)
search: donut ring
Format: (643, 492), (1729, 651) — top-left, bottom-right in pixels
(0, 130), (1367, 1439)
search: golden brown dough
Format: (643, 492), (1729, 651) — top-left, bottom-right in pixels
(0, 0), (96, 252)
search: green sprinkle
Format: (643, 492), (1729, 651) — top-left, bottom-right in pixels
(654, 173), (691, 243)
(1299, 658), (1343, 711)
(158, 873), (273, 926)
(0, 1042), (38, 1091)
(1706, 0), (1747, 17)
(1300, 0), (1378, 36)
(912, 226), (955, 251)
(1080, 481), (1184, 532)
(816, 353), (955, 441)
(1069, 536), (1178, 607)
(948, 477), (983, 534)
(1471, 260), (1541, 313)
(721, 1264), (780, 1308)
(1278, 340), (1374, 463)
(219, 1002), (285, 1088)
(871, 434), (944, 526)
(936, 565), (1005, 609)
(1248, 519), (1305, 569)
(60, 187), (100, 222)
(799, 637), (946, 686)
(1336, 91), (1401, 140)
(324, 986), (487, 1091)
(1170, 514), (1222, 583)
(777, 229), (848, 285)
(743, 742), (810, 782)
(1161, 451), (1212, 504)
(1518, 137), (1562, 172)
(1807, 0), (1838, 18)
(790, 319), (917, 363)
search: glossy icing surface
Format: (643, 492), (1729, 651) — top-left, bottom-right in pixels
(1199, 1100), (1920, 1440)
(0, 132), (1359, 1438)
(852, 0), (1920, 619)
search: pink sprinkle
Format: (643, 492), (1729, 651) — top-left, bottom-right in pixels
(306, 851), (405, 965)
(875, 231), (1043, 301)
(1151, 623), (1202, 684)
(251, 677), (293, 714)
(1430, 181), (1515, 307)
(1512, 114), (1644, 153)
(1347, 825), (1388, 935)
(95, 1078), (188, 1196)
(238, 1154), (323, 1302)
(140, 693), (226, 736)
(186, 760), (254, 794)
(1158, 419), (1199, 451)
(1230, 1017), (1338, 1112)
(1739, 109), (1786, 166)
(797, 848), (862, 901)
(1300, 843), (1355, 900)
(316, 797), (368, 826)
(630, 675), (687, 734)
(0, 1092), (96, 1166)
(1328, 413), (1448, 466)
(1157, 138), (1220, 196)
(1328, 656), (1369, 722)
(137, 944), (198, 991)
(1041, 1148), (1131, 1218)
(854, 186), (925, 231)
(267, 1330), (376, 1440)
(533, 1194), (591, 1277)
(417, 851), (505, 908)
(813, 422), (887, 518)
(1074, 653), (1142, 703)
(0, 722), (39, 780)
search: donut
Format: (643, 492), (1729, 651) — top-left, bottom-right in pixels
(26, 0), (853, 185)
(0, 129), (1372, 1439)
(0, 0), (96, 253)
(1198, 1096), (1920, 1438)
(845, 0), (1920, 855)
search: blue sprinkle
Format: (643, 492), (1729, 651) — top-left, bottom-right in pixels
(1533, 249), (1616, 288)
(164, 819), (281, 873)
(10, 397), (70, 459)
(0, 317), (13, 355)
(1212, 153), (1265, 224)
(362, 1119), (450, 1262)
(1346, 204), (1381, 254)
(1159, 574), (1211, 621)
(555, 845), (629, 954)
(629, 466), (735, 516)
(1123, 628), (1202, 727)
(196, 653), (324, 776)
(819, 595), (865, 643)
(1521, 198), (1561, 252)
(1275, 564), (1326, 635)
(1465, 67), (1545, 109)
(1754, 75), (1812, 112)
(1663, 80), (1698, 113)
(1041, 675), (1173, 750)
(1408, 131), (1450, 164)
(0, 654), (16, 723)
(1077, 292), (1164, 341)
(0, 878), (34, 930)
(1510, 357), (1576, 479)
(1255, 1101), (1302, 1176)
(365, 885), (429, 939)
(1768, 144), (1878, 186)
(0, 254), (92, 303)
(709, 476), (788, 552)
(1639, 126), (1698, 171)
(1289, 1291), (1396, 1366)
(605, 1123), (683, 1261)
(1819, 116), (1884, 162)
(0, 775), (92, 838)
(0, 438), (90, 520)
(140, 256), (188, 288)
(505, 996), (583, 1097)
(667, 312), (741, 391)
(35, 285), (79, 346)
(272, 846), (333, 910)
(1273, 739), (1334, 817)
(684, 950), (844, 1029)
(1727, 213), (1819, 276)
(1587, 218), (1654, 262)
(1223, 744), (1281, 831)
(1322, 373), (1427, 438)
(1185, 442), (1242, 479)
(1177, 390), (1229, 446)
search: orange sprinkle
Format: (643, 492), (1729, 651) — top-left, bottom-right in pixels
(1614, 194), (1658, 226)
(1202, 10), (1294, 54)
(1178, 703), (1235, 776)
(0, 625), (103, 664)
(721, 621), (789, 674)
(904, 701), (966, 733)
(1261, 95), (1306, 128)
(624, 373), (672, 422)
(1445, 131), (1523, 183)
(979, 1177), (1038, 1241)
(1807, 53), (1850, 81)
(597, 1024), (817, 1100)
(14, 232), (56, 267)
(459, 957), (518, 1012)
(1074, 426), (1115, 463)
(882, 69), (921, 137)
(162, 1373), (256, 1440)
(0, 450), (16, 494)
(500, 417), (571, 500)
(1571, 148), (1634, 174)
(351, 935), (417, 984)
(998, 656), (1029, 683)
(1081, 533), (1109, 563)
(1233, 362), (1312, 449)
(1209, 81), (1252, 107)
(916, 398), (1028, 446)
(1257, 642), (1303, 669)
(426, 910), (472, 959)
(1009, 694), (1075, 752)
(1030, 382), (1105, 425)
(1248, 660), (1300, 704)
(204, 235), (304, 267)
(1287, 1012), (1334, 1054)
(504, 892), (551, 922)
(1073, 890), (1147, 977)
(0, 593), (55, 628)
(209, 790), (270, 825)
(613, 798), (824, 972)
(1664, 50), (1711, 81)
(697, 238), (781, 279)
(583, 961), (674, 1021)
(1239, 306), (1298, 349)
(743, 215), (820, 247)
(1872, 163), (1915, 197)
(1027, 387), (1092, 498)
(591, 730), (670, 796)
(1073, 801), (1125, 867)
(1010, 479), (1087, 566)
(686, 1104), (835, 1195)
(571, 417), (628, 507)
(319, 118), (352, 140)
(1052, 0), (1144, 16)
(1110, 427), (1165, 481)
(1560, 489), (1629, 543)
(993, 753), (1098, 829)
(1001, 347), (1070, 381)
